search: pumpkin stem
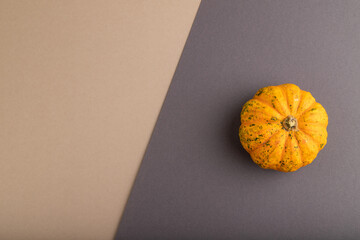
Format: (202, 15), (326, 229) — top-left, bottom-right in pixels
(282, 115), (298, 131)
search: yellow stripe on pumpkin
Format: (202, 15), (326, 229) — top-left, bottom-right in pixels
(298, 102), (328, 127)
(295, 130), (319, 166)
(280, 84), (301, 116)
(250, 130), (287, 169)
(253, 86), (290, 117)
(239, 122), (282, 153)
(297, 122), (328, 150)
(295, 90), (316, 117)
(278, 132), (303, 172)
(241, 99), (283, 124)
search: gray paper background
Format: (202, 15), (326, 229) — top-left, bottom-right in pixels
(116, 1), (360, 239)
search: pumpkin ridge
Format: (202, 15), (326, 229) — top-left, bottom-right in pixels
(241, 109), (281, 118)
(252, 132), (283, 167)
(240, 121), (280, 127)
(279, 134), (288, 168)
(249, 130), (287, 169)
(294, 135), (304, 166)
(297, 100), (317, 118)
(241, 110), (282, 124)
(279, 86), (290, 113)
(298, 128), (321, 147)
(288, 134), (294, 171)
(298, 121), (327, 127)
(295, 91), (303, 116)
(249, 128), (283, 153)
(240, 99), (283, 124)
(252, 98), (285, 117)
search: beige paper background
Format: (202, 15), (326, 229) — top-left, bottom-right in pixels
(0, 1), (200, 239)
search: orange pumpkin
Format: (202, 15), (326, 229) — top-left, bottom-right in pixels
(239, 83), (328, 172)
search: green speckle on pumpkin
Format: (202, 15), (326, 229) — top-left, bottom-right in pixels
(256, 89), (264, 96)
